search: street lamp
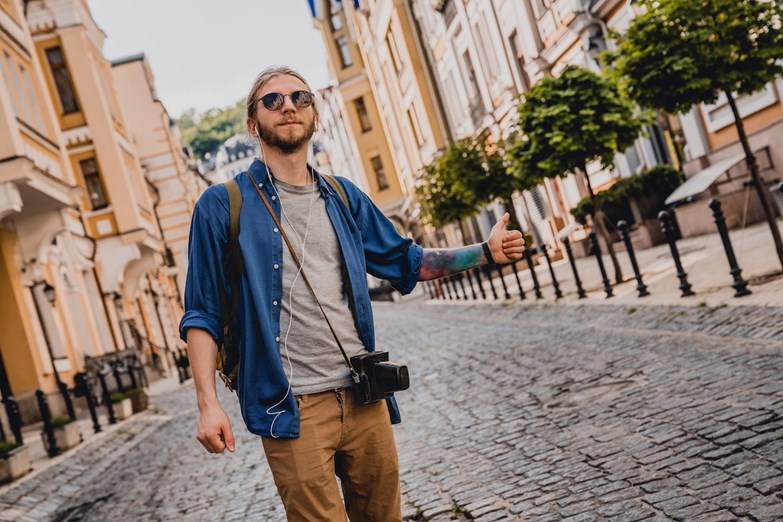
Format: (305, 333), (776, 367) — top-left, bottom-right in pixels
(32, 280), (76, 420)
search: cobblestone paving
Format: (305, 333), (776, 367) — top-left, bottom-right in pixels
(1, 300), (781, 521)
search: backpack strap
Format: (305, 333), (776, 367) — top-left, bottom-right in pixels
(224, 179), (244, 282)
(322, 173), (350, 212)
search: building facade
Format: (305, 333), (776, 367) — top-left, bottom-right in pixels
(0, 0), (198, 421)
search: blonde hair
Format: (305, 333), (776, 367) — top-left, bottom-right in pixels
(245, 65), (317, 121)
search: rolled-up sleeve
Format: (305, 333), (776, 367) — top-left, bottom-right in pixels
(179, 186), (229, 343)
(348, 184), (422, 295)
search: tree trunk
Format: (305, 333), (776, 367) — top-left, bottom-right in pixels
(581, 164), (624, 284)
(725, 90), (783, 270)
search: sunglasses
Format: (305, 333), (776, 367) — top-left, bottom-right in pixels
(259, 90), (315, 111)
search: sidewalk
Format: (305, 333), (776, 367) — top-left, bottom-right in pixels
(428, 219), (783, 309)
(0, 374), (185, 496)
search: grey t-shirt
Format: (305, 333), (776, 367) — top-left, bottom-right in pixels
(273, 178), (366, 395)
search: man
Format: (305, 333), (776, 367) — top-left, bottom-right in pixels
(180, 66), (525, 521)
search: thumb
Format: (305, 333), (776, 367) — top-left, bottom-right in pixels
(223, 422), (236, 452)
(495, 212), (510, 230)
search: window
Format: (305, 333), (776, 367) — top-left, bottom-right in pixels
(45, 46), (79, 114)
(463, 50), (481, 98)
(386, 32), (403, 73)
(532, 0), (550, 19)
(474, 19), (499, 80)
(436, 0), (458, 27)
(336, 37), (353, 68)
(509, 30), (531, 92)
(355, 97), (372, 132)
(21, 65), (45, 130)
(407, 106), (423, 147)
(330, 0), (343, 31)
(370, 155), (389, 191)
(80, 158), (109, 209)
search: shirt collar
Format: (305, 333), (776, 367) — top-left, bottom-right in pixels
(248, 158), (335, 198)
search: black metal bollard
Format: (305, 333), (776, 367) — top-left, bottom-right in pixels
(74, 374), (101, 434)
(127, 362), (139, 390)
(473, 268), (487, 299)
(424, 281), (435, 300)
(112, 364), (125, 393)
(659, 210), (695, 297)
(448, 275), (461, 300)
(523, 248), (543, 299)
(58, 380), (76, 421)
(617, 221), (650, 298)
(97, 372), (117, 425)
(484, 266), (499, 300)
(3, 395), (24, 445)
(464, 270), (478, 300)
(496, 266), (512, 300)
(36, 390), (60, 457)
(562, 238), (587, 299)
(442, 277), (453, 300)
(541, 246), (564, 299)
(589, 231), (614, 298)
(708, 199), (751, 297)
(456, 273), (469, 300)
(511, 262), (526, 300)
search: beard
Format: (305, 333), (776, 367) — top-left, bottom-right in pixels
(256, 117), (315, 155)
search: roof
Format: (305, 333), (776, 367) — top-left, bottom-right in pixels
(664, 153), (745, 205)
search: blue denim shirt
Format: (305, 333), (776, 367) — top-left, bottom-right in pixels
(179, 159), (422, 438)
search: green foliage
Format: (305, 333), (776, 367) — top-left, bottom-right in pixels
(510, 66), (648, 181)
(607, 0), (783, 114)
(110, 387), (145, 404)
(0, 439), (22, 455)
(50, 415), (74, 428)
(177, 100), (246, 160)
(416, 134), (514, 228)
(570, 165), (684, 225)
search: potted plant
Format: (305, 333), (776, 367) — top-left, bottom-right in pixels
(50, 415), (81, 451)
(110, 392), (134, 420)
(0, 440), (30, 484)
(125, 387), (148, 413)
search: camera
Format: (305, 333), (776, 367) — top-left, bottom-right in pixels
(350, 351), (409, 404)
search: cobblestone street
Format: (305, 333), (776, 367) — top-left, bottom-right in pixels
(1, 299), (782, 521)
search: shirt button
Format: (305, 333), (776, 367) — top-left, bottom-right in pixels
(271, 195), (277, 201)
(273, 227), (279, 233)
(275, 336), (280, 342)
(272, 300), (278, 306)
(274, 263), (279, 269)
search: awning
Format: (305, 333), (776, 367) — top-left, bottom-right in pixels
(665, 153), (745, 205)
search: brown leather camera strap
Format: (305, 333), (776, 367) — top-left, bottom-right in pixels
(248, 170), (360, 384)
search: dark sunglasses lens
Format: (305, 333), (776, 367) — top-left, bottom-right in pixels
(261, 93), (283, 110)
(291, 91), (313, 108)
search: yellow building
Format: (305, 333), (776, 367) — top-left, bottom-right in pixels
(1, 0), (110, 420)
(25, 0), (189, 375)
(111, 53), (207, 343)
(309, 1), (406, 226)
(0, 0), (194, 422)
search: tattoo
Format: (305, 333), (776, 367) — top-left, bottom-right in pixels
(419, 244), (488, 281)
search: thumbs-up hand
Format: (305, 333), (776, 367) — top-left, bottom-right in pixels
(487, 212), (525, 264)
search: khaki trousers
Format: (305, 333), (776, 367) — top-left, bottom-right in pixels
(261, 388), (402, 522)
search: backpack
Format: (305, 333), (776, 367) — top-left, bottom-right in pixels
(216, 173), (350, 391)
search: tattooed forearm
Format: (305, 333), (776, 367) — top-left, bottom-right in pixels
(419, 244), (489, 281)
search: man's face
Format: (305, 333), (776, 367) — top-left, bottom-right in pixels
(252, 74), (316, 155)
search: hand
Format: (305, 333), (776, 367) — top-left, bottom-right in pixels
(487, 212), (525, 264)
(196, 403), (235, 453)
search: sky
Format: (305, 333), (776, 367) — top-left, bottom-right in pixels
(87, 0), (333, 118)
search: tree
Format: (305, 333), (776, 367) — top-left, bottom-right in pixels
(607, 0), (783, 268)
(509, 65), (648, 283)
(176, 100), (246, 160)
(415, 134), (519, 244)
